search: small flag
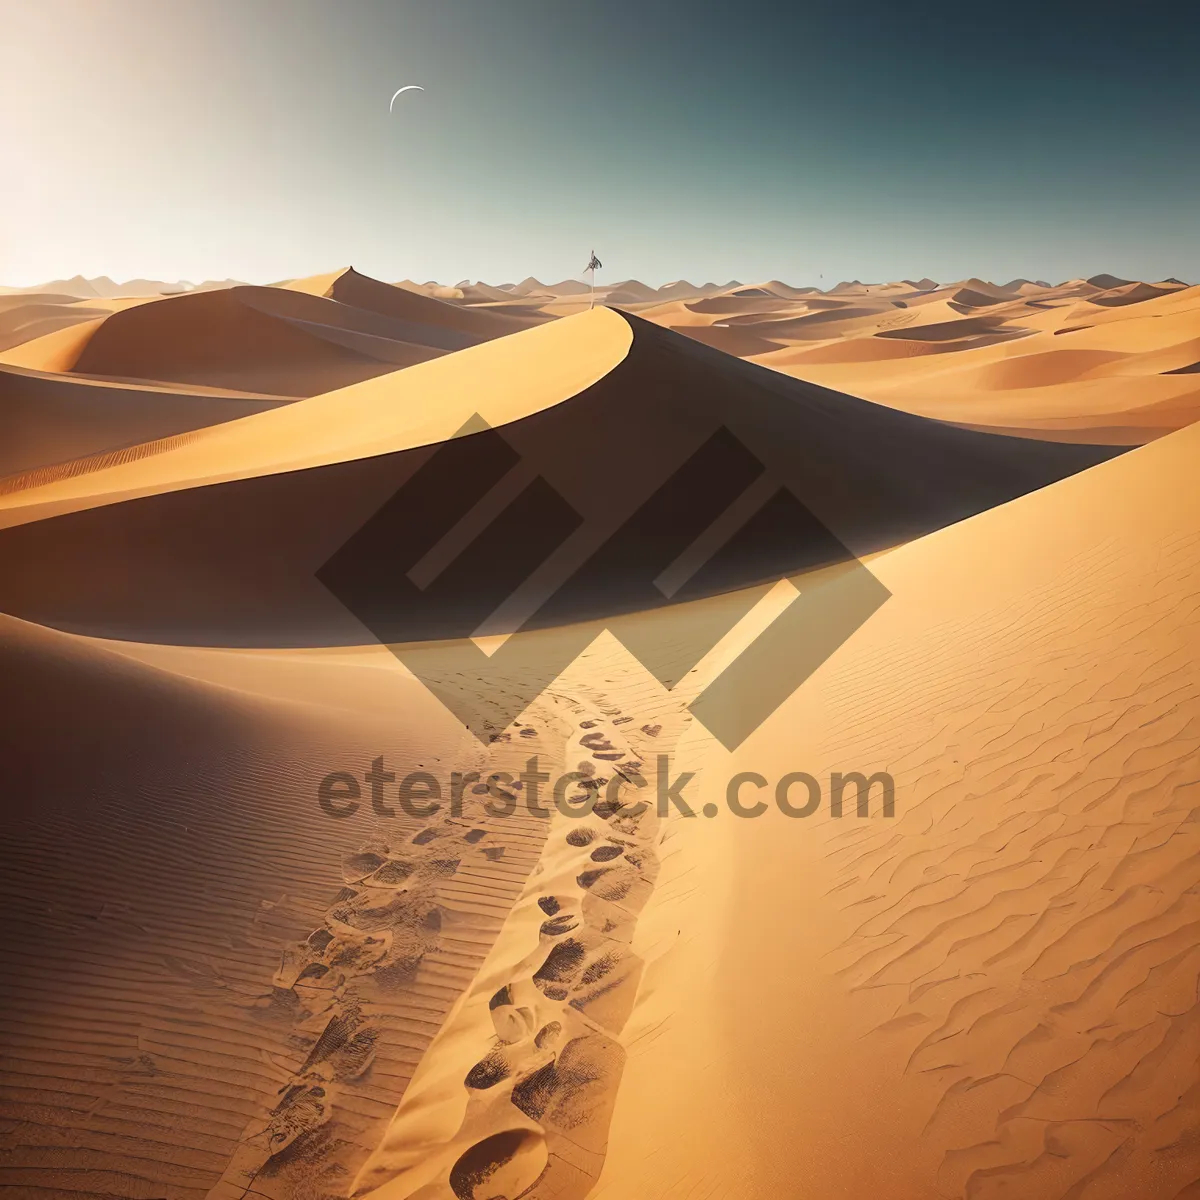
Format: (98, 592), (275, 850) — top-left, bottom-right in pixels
(586, 251), (602, 272)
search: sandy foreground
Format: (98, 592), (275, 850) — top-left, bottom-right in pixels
(1, 269), (1198, 1200)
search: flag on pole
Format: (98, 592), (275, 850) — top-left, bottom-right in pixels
(586, 250), (601, 309)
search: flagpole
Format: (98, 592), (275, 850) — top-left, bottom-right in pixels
(586, 250), (600, 309)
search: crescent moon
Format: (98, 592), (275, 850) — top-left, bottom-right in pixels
(389, 85), (425, 112)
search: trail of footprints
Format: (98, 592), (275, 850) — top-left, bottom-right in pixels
(209, 815), (498, 1197)
(456, 731), (661, 1197)
(402, 689), (676, 1200)
(210, 678), (677, 1200)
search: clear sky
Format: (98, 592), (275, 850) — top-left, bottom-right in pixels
(3, 0), (1197, 287)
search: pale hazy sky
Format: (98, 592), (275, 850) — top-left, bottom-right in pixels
(3, 0), (1197, 287)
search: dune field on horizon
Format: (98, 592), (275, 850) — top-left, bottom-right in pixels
(2, 261), (1199, 1200)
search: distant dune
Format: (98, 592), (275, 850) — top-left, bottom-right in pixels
(7, 269), (541, 398)
(0, 274), (198, 298)
(0, 293), (111, 353)
(623, 275), (1200, 444)
(67, 284), (452, 395)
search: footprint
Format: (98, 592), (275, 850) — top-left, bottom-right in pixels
(369, 859), (414, 885)
(540, 912), (579, 937)
(449, 1129), (547, 1200)
(577, 864), (638, 902)
(342, 851), (386, 882)
(580, 732), (616, 752)
(534, 1021), (562, 1050)
(464, 1048), (510, 1090)
(264, 1081), (329, 1157)
(509, 1032), (622, 1134)
(533, 938), (587, 998)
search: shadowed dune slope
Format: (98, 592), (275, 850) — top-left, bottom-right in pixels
(0, 308), (1122, 646)
(592, 410), (1200, 1200)
(0, 362), (291, 479)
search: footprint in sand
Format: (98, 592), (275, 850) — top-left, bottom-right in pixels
(487, 983), (537, 1044)
(448, 1128), (547, 1200)
(263, 1080), (330, 1157)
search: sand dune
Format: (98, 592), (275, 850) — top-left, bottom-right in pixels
(0, 361), (290, 480)
(0, 308), (1117, 649)
(584, 402), (1200, 1200)
(0, 274), (197, 299)
(0, 293), (111, 353)
(573, 275), (1200, 444)
(750, 282), (1200, 443)
(63, 285), (462, 395)
(0, 605), (511, 1200)
(290, 268), (545, 340)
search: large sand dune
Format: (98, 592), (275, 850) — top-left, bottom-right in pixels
(0, 308), (1117, 648)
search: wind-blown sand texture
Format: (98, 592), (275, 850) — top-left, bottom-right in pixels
(1, 271), (1197, 1200)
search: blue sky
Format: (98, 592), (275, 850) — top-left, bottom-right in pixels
(3, 0), (1197, 286)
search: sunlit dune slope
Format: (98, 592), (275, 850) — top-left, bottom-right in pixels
(592, 412), (1200, 1200)
(0, 307), (1120, 646)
